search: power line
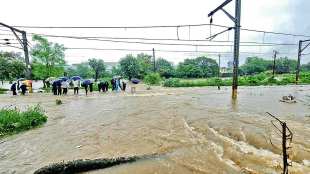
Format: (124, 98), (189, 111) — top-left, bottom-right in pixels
(27, 33), (296, 47)
(3, 22), (310, 38)
(64, 47), (283, 55)
(0, 43), (22, 49)
(8, 23), (228, 29)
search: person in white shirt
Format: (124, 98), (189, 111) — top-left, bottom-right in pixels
(61, 80), (69, 95)
(72, 80), (80, 95)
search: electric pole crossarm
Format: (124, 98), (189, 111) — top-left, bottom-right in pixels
(301, 42), (310, 52)
(221, 8), (236, 22)
(208, 0), (233, 17)
(0, 22), (24, 33)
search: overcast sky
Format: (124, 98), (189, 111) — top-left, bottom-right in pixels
(0, 0), (309, 66)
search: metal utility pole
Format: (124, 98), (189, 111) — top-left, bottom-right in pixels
(267, 112), (293, 174)
(218, 54), (221, 90)
(208, 0), (241, 99)
(0, 22), (31, 79)
(152, 48), (156, 72)
(272, 50), (278, 77)
(296, 39), (310, 84)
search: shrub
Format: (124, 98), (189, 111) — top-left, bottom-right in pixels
(144, 73), (162, 85)
(0, 105), (47, 137)
(0, 88), (8, 94)
(163, 78), (181, 87)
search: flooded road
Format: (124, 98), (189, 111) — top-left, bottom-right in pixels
(0, 85), (310, 174)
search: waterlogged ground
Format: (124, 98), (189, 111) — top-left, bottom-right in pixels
(0, 85), (310, 174)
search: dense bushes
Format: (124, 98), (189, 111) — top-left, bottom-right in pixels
(0, 105), (47, 137)
(163, 72), (310, 87)
(144, 73), (162, 85)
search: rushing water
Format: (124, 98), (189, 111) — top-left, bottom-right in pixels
(0, 85), (309, 174)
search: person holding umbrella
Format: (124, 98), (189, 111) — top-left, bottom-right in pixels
(71, 76), (81, 95)
(52, 80), (57, 95)
(10, 82), (17, 96)
(61, 80), (69, 95)
(82, 79), (91, 96)
(20, 82), (27, 95)
(56, 80), (62, 95)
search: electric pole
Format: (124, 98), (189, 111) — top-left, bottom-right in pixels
(0, 22), (31, 79)
(152, 48), (156, 72)
(208, 0), (241, 99)
(218, 54), (221, 90)
(22, 31), (31, 79)
(296, 39), (310, 84)
(272, 50), (278, 77)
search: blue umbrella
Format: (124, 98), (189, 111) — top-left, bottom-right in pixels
(58, 77), (69, 82)
(71, 76), (82, 81)
(82, 79), (92, 86)
(131, 78), (140, 84)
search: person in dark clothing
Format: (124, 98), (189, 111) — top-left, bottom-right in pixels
(52, 81), (57, 95)
(98, 82), (102, 92)
(122, 81), (126, 91)
(57, 81), (62, 95)
(111, 79), (115, 91)
(104, 81), (109, 92)
(20, 83), (27, 95)
(89, 83), (93, 93)
(11, 82), (17, 95)
(84, 84), (88, 96)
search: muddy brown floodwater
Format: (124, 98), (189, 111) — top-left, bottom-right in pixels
(0, 85), (310, 174)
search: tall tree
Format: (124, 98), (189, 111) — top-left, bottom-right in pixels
(88, 58), (106, 81)
(136, 53), (152, 77)
(176, 56), (218, 78)
(240, 57), (272, 75)
(0, 51), (26, 83)
(119, 54), (140, 79)
(67, 62), (93, 79)
(155, 58), (175, 78)
(31, 35), (65, 84)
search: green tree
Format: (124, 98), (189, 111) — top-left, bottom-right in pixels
(0, 51), (26, 83)
(155, 58), (175, 78)
(88, 58), (106, 81)
(240, 57), (272, 75)
(275, 57), (297, 74)
(111, 65), (122, 76)
(176, 56), (218, 78)
(119, 54), (140, 79)
(301, 62), (310, 72)
(67, 62), (93, 79)
(136, 53), (153, 77)
(31, 35), (65, 84)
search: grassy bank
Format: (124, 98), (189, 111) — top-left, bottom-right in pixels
(0, 88), (8, 94)
(0, 105), (47, 137)
(163, 72), (310, 87)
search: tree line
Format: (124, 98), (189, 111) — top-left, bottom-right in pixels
(1, 35), (310, 83)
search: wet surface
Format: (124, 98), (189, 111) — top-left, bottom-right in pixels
(0, 85), (310, 174)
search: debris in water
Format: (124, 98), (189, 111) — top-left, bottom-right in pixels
(280, 95), (296, 103)
(56, 99), (62, 105)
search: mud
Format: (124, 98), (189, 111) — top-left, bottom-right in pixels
(0, 85), (309, 174)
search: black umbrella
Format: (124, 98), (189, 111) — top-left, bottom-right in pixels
(131, 78), (140, 84)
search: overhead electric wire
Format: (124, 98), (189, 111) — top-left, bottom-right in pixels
(2, 22), (310, 38)
(64, 47), (284, 55)
(26, 32), (296, 47)
(9, 23), (228, 29)
(0, 43), (22, 49)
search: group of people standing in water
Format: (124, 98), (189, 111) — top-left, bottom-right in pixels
(51, 77), (128, 96)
